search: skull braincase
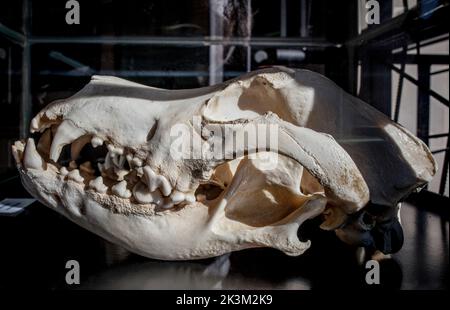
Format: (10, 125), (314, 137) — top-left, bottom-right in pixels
(12, 67), (436, 260)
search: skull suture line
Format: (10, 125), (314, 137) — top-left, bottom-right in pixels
(12, 67), (436, 260)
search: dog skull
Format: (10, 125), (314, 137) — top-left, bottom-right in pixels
(12, 67), (436, 260)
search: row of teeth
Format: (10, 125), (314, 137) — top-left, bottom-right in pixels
(21, 129), (196, 209)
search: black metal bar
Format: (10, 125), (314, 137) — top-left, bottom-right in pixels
(439, 138), (449, 195)
(432, 148), (449, 154)
(417, 63), (431, 145)
(390, 54), (449, 65)
(431, 68), (449, 75)
(394, 43), (408, 122)
(20, 0), (31, 139)
(428, 133), (449, 139)
(27, 36), (337, 48)
(389, 64), (449, 108)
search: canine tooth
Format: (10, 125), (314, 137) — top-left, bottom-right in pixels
(49, 120), (86, 162)
(91, 136), (103, 148)
(170, 191), (185, 204)
(132, 182), (164, 204)
(68, 169), (84, 183)
(89, 176), (108, 194)
(60, 166), (69, 176)
(23, 138), (45, 170)
(71, 135), (91, 160)
(37, 129), (52, 158)
(112, 180), (131, 199)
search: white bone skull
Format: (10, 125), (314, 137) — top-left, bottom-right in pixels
(12, 67), (436, 260)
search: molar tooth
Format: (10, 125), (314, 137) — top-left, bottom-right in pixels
(68, 169), (84, 183)
(49, 120), (86, 162)
(91, 136), (103, 148)
(170, 191), (185, 204)
(185, 193), (196, 203)
(89, 176), (108, 194)
(112, 180), (131, 199)
(23, 138), (45, 170)
(114, 167), (129, 181)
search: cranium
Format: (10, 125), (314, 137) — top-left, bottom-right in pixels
(12, 67), (436, 260)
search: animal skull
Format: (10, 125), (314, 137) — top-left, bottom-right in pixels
(12, 67), (436, 260)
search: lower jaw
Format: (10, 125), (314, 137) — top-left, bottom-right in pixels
(17, 166), (325, 260)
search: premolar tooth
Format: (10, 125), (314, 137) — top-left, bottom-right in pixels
(132, 157), (142, 167)
(89, 176), (108, 194)
(132, 182), (164, 204)
(112, 154), (126, 168)
(142, 166), (172, 196)
(68, 169), (84, 183)
(49, 120), (86, 162)
(23, 138), (45, 170)
(69, 160), (78, 170)
(91, 136), (103, 148)
(60, 166), (69, 176)
(112, 180), (131, 199)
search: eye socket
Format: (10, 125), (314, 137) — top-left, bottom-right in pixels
(146, 120), (158, 142)
(361, 212), (376, 229)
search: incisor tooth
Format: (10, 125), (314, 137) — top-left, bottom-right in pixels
(49, 120), (86, 162)
(89, 176), (108, 194)
(30, 117), (39, 133)
(23, 138), (45, 170)
(112, 180), (131, 198)
(68, 169), (84, 183)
